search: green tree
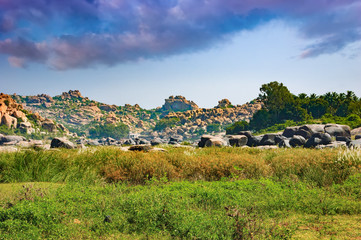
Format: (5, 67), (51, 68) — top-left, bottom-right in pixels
(259, 81), (294, 119)
(89, 123), (129, 139)
(225, 121), (249, 134)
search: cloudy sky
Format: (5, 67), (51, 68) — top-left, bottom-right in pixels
(1, 0), (360, 109)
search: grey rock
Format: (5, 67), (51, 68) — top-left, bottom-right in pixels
(151, 138), (162, 146)
(123, 139), (135, 145)
(336, 136), (351, 143)
(305, 133), (332, 148)
(316, 141), (347, 149)
(289, 135), (306, 147)
(228, 135), (248, 147)
(348, 139), (361, 149)
(282, 127), (300, 138)
(324, 124), (351, 138)
(0, 135), (26, 144)
(50, 138), (75, 149)
(260, 134), (283, 146)
(237, 131), (253, 138)
(128, 145), (152, 152)
(204, 137), (225, 147)
(296, 124), (325, 139)
(278, 139), (291, 148)
(247, 135), (263, 147)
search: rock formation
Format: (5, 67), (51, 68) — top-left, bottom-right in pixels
(162, 96), (199, 112)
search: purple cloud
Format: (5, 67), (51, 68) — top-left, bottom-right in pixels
(0, 0), (360, 70)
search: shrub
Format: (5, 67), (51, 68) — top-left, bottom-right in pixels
(154, 118), (180, 131)
(89, 123), (129, 139)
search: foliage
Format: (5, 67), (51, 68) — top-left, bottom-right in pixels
(0, 147), (360, 187)
(225, 121), (249, 134)
(206, 123), (221, 133)
(1, 148), (361, 239)
(88, 123), (129, 139)
(154, 118), (180, 131)
(245, 82), (361, 131)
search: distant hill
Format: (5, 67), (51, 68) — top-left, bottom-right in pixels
(11, 90), (262, 139)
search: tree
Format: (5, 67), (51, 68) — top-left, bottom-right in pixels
(89, 123), (129, 139)
(259, 81), (294, 120)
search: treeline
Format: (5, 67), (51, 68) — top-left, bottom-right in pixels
(227, 81), (361, 134)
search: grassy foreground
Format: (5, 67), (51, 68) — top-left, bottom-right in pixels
(1, 147), (361, 239)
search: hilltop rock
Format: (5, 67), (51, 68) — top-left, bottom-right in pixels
(60, 90), (84, 100)
(216, 99), (232, 108)
(162, 95), (198, 112)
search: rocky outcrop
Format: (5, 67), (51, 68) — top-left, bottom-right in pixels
(59, 90), (84, 100)
(0, 93), (24, 129)
(216, 99), (232, 108)
(41, 119), (58, 132)
(162, 96), (198, 112)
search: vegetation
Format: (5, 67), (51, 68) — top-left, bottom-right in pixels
(227, 81), (361, 134)
(154, 117), (180, 131)
(0, 147), (361, 239)
(89, 123), (129, 139)
(206, 123), (221, 133)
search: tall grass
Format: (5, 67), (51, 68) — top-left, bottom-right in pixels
(1, 147), (360, 186)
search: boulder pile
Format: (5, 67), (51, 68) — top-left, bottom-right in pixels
(198, 124), (361, 149)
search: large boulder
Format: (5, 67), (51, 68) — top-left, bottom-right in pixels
(151, 138), (163, 146)
(335, 136), (351, 143)
(0, 135), (26, 145)
(42, 119), (57, 132)
(247, 135), (263, 147)
(204, 137), (225, 147)
(278, 139), (291, 148)
(19, 122), (34, 134)
(169, 135), (183, 145)
(86, 139), (100, 146)
(123, 139), (136, 146)
(228, 135), (248, 147)
(50, 138), (75, 149)
(198, 135), (226, 147)
(198, 135), (215, 148)
(260, 134), (284, 146)
(237, 131), (253, 138)
(1, 113), (17, 129)
(289, 135), (306, 147)
(324, 124), (351, 138)
(295, 124), (325, 139)
(282, 127), (300, 138)
(305, 133), (332, 148)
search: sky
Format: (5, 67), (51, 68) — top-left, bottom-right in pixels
(0, 0), (360, 109)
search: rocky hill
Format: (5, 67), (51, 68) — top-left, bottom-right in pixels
(0, 93), (67, 136)
(12, 90), (262, 140)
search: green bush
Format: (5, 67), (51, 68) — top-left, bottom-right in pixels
(154, 118), (180, 131)
(226, 121), (249, 134)
(206, 123), (221, 133)
(89, 123), (129, 139)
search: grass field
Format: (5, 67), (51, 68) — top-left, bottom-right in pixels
(1, 147), (361, 239)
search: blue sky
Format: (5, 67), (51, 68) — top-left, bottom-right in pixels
(1, 0), (360, 109)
